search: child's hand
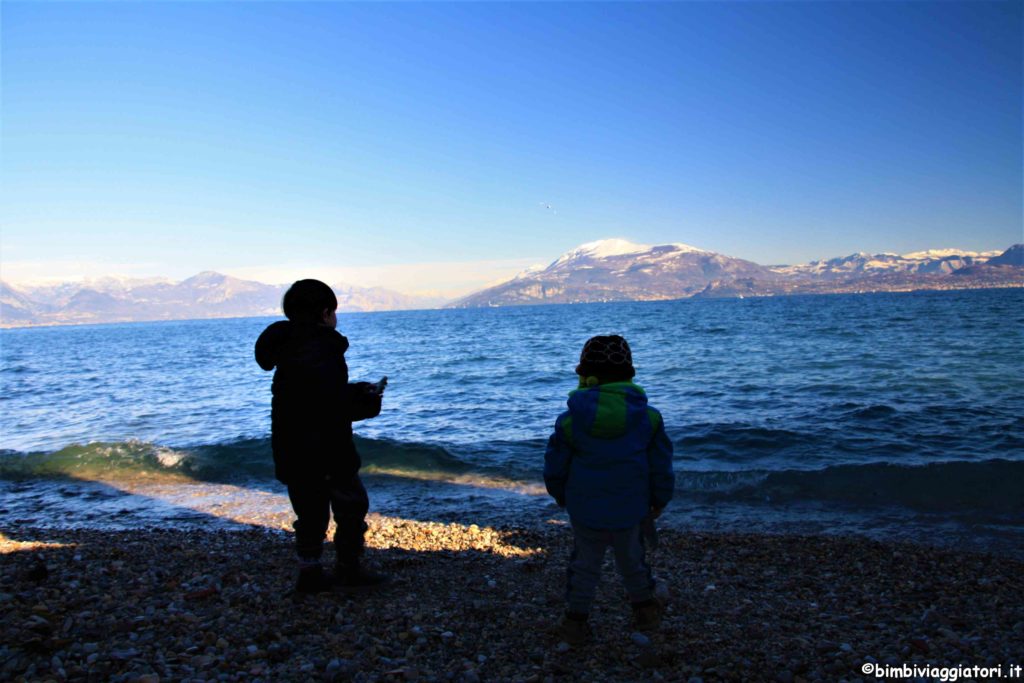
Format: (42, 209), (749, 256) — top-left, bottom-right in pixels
(366, 376), (388, 396)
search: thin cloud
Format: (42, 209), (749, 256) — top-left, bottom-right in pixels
(0, 259), (170, 286)
(218, 258), (545, 298)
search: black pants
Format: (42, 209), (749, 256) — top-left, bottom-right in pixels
(286, 474), (369, 564)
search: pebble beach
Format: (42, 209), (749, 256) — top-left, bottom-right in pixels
(3, 517), (1022, 683)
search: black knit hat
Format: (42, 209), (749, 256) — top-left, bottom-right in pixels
(283, 279), (337, 323)
(576, 335), (635, 381)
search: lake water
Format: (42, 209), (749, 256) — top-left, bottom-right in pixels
(2, 289), (1022, 555)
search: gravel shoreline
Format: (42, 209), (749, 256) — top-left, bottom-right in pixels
(2, 517), (1022, 682)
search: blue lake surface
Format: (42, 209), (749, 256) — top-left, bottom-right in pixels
(2, 289), (1022, 553)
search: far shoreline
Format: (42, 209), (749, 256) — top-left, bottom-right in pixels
(2, 284), (1021, 331)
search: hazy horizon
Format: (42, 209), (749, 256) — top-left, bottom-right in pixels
(2, 238), (1015, 299)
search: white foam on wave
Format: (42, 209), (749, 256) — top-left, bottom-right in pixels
(361, 465), (546, 495)
(155, 448), (188, 468)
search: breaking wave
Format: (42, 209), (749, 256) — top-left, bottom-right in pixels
(0, 437), (477, 484)
(1, 438), (1021, 516)
(677, 459), (1024, 515)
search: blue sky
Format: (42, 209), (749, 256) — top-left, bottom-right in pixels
(2, 1), (1021, 295)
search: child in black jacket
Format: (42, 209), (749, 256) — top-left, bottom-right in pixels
(255, 279), (388, 593)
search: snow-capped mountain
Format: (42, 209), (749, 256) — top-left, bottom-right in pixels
(0, 273), (441, 327)
(772, 248), (1003, 279)
(451, 239), (781, 307)
(901, 248), (1000, 261)
(985, 244), (1024, 267)
(0, 280), (38, 325)
(547, 238), (708, 268)
(451, 240), (1023, 308)
(4, 242), (1021, 324)
(15, 274), (178, 307)
(550, 238), (654, 266)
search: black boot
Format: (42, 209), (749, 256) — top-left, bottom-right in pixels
(334, 559), (390, 590)
(295, 563), (335, 594)
(632, 598), (663, 632)
(557, 611), (591, 645)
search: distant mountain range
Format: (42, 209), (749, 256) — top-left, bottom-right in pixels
(0, 272), (443, 328)
(450, 240), (1024, 307)
(2, 242), (1021, 327)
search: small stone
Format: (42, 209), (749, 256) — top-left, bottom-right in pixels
(909, 638), (929, 654)
(638, 650), (661, 667)
(555, 641), (571, 653)
(839, 643), (853, 653)
(630, 632), (651, 648)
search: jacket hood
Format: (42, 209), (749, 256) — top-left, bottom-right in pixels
(566, 381), (649, 440)
(255, 320), (349, 371)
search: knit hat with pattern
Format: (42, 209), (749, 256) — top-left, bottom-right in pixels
(575, 335), (635, 381)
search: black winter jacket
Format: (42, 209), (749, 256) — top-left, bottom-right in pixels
(255, 320), (380, 484)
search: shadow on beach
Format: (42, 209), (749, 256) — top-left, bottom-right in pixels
(3, 472), (1024, 681)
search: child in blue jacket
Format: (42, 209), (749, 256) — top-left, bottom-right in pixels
(544, 335), (675, 644)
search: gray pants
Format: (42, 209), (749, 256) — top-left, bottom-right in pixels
(565, 522), (654, 615)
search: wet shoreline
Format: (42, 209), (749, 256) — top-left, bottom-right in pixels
(3, 475), (1023, 562)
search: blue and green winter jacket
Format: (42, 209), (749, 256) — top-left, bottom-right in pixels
(544, 381), (675, 530)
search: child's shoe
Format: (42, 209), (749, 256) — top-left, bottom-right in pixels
(295, 564), (334, 594)
(632, 598), (663, 632)
(557, 612), (591, 645)
(334, 560), (390, 590)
